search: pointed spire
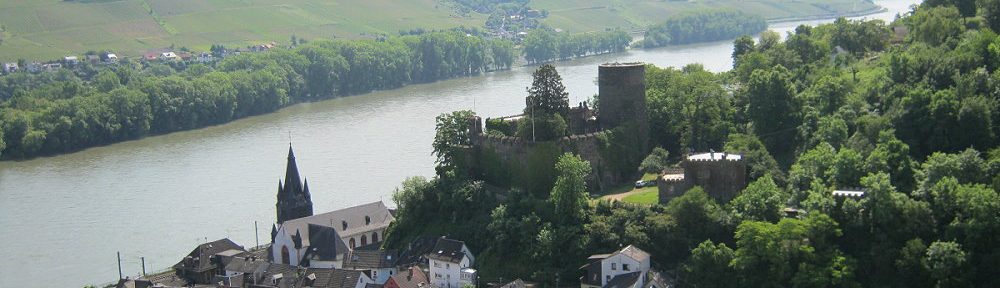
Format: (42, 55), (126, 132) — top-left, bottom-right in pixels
(283, 145), (303, 201)
(271, 224), (278, 242)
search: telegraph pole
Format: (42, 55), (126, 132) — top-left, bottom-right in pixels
(117, 251), (123, 280)
(255, 220), (260, 248)
(141, 257), (146, 276)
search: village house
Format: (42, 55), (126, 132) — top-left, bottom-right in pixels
(160, 52), (179, 61)
(104, 53), (119, 63)
(63, 55), (79, 65)
(198, 52), (213, 63)
(385, 266), (430, 288)
(426, 237), (476, 288)
(2, 62), (17, 74)
(579, 245), (651, 288)
(172, 238), (247, 284)
(338, 249), (398, 284)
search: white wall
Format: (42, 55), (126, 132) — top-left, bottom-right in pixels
(429, 255), (472, 288)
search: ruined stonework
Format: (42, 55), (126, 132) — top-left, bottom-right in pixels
(277, 146), (314, 223)
(658, 152), (747, 204)
(467, 63), (649, 192)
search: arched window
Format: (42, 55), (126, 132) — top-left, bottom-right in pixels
(361, 235), (368, 246)
(365, 216), (371, 225)
(342, 221), (348, 231)
(281, 246), (290, 265)
(350, 238), (356, 248)
(372, 232), (379, 243)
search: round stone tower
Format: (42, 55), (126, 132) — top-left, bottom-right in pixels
(598, 62), (647, 130)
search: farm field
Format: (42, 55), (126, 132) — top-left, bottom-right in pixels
(0, 0), (884, 61)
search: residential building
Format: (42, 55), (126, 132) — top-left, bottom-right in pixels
(63, 56), (79, 65)
(2, 62), (18, 74)
(104, 53), (119, 63)
(579, 245), (651, 288)
(160, 52), (179, 61)
(339, 249), (399, 284)
(385, 266), (430, 288)
(426, 237), (476, 288)
(172, 238), (246, 284)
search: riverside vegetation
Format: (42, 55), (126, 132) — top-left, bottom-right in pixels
(384, 1), (1000, 287)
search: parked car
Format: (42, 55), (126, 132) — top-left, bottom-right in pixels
(635, 180), (656, 188)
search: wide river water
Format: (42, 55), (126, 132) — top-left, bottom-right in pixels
(0, 1), (917, 286)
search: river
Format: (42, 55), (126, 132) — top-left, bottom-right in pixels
(0, 1), (918, 286)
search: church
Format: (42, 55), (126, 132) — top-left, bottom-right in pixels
(270, 146), (395, 268)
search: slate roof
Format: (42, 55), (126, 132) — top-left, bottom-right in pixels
(617, 245), (650, 263)
(387, 266), (430, 288)
(298, 268), (367, 288)
(173, 238), (246, 273)
(342, 249), (398, 270)
(224, 257), (269, 274)
(278, 201), (394, 248)
(302, 224), (351, 263)
(425, 237), (466, 263)
(605, 272), (641, 288)
(396, 235), (438, 267)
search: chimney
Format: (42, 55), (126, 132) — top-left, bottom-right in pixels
(408, 267), (414, 281)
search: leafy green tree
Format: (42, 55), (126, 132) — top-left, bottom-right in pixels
(516, 113), (568, 141)
(432, 110), (476, 176)
(745, 65), (799, 165)
(924, 241), (969, 288)
(682, 240), (737, 288)
(907, 6), (965, 46)
(639, 147), (671, 174)
(916, 149), (988, 196)
(924, 0), (976, 17)
(549, 153), (591, 224)
(732, 35), (756, 64)
(866, 131), (916, 193)
(724, 133), (784, 185)
(729, 174), (787, 223)
(896, 239), (933, 288)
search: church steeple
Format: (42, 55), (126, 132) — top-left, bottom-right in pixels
(276, 145), (314, 223)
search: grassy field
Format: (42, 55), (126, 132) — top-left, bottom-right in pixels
(622, 187), (659, 205)
(0, 0), (881, 61)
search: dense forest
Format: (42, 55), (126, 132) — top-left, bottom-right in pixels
(385, 1), (1000, 287)
(521, 29), (632, 64)
(637, 9), (768, 48)
(0, 31), (515, 159)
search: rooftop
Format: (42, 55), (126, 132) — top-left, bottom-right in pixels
(278, 201), (394, 247)
(687, 152), (742, 161)
(426, 237), (467, 263)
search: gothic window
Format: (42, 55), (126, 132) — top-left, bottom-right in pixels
(342, 221), (348, 231)
(281, 246), (290, 265)
(365, 216), (371, 225)
(350, 238), (356, 248)
(372, 232), (379, 243)
(362, 235), (368, 246)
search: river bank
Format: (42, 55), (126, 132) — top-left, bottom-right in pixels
(0, 1), (920, 287)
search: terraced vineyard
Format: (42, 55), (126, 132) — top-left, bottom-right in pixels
(0, 0), (882, 61)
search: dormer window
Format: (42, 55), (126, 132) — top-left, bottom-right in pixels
(342, 221), (348, 231)
(365, 216), (371, 225)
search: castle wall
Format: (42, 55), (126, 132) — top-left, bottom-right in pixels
(470, 131), (621, 192)
(681, 158), (747, 203)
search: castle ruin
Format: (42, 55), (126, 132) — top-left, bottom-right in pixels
(658, 152), (747, 204)
(465, 63), (650, 193)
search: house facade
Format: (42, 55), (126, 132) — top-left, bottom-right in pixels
(426, 237), (476, 288)
(580, 245), (651, 288)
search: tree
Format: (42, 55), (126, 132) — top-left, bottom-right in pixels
(525, 64), (569, 117)
(432, 110), (476, 176)
(639, 147), (671, 174)
(729, 174), (787, 223)
(682, 240), (737, 288)
(549, 153), (591, 224)
(924, 241), (969, 288)
(866, 131), (916, 193)
(732, 35), (756, 65)
(907, 6), (965, 46)
(724, 133), (785, 185)
(745, 65), (799, 165)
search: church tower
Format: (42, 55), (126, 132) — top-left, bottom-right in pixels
(276, 145), (314, 223)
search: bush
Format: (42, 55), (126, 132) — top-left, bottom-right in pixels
(517, 113), (568, 141)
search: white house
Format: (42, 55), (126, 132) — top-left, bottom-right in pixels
(426, 237), (476, 288)
(160, 52), (179, 61)
(579, 245), (651, 288)
(271, 201), (395, 267)
(63, 56), (79, 64)
(337, 249), (398, 284)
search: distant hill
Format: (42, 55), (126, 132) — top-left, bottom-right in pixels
(0, 0), (882, 61)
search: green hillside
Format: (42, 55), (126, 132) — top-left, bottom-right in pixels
(0, 0), (881, 61)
